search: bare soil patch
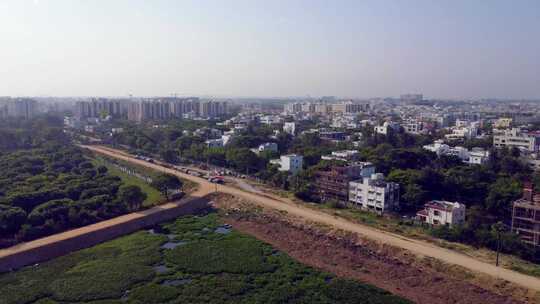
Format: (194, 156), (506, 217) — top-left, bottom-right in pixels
(211, 193), (536, 304)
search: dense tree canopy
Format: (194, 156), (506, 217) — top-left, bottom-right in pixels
(0, 121), (147, 247)
(151, 174), (182, 200)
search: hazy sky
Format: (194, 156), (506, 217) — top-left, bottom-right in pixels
(1, 0), (539, 99)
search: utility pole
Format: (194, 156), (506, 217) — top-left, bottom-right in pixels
(492, 221), (505, 267)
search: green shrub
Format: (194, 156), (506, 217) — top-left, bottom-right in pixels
(129, 283), (179, 304)
(165, 237), (275, 274)
(49, 261), (154, 302)
(0, 213), (410, 304)
(324, 278), (412, 304)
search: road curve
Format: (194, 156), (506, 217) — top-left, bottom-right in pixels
(77, 145), (540, 291)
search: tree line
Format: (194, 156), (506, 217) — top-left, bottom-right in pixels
(0, 119), (182, 247)
(109, 120), (540, 263)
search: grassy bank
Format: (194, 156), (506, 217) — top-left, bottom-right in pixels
(0, 212), (410, 304)
(91, 156), (165, 207)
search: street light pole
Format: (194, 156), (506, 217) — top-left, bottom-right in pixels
(492, 221), (505, 267)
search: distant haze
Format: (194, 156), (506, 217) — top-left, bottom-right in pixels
(1, 0), (539, 99)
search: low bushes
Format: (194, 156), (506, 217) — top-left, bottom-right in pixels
(165, 237), (276, 274)
(0, 213), (411, 304)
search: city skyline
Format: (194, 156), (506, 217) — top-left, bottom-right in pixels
(1, 0), (539, 99)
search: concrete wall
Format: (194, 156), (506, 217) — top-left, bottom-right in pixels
(0, 196), (209, 273)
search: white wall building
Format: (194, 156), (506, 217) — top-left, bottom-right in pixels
(423, 140), (490, 165)
(283, 122), (296, 136)
(423, 140), (450, 156)
(220, 134), (234, 146)
(205, 138), (224, 148)
(493, 128), (539, 152)
(270, 154), (303, 174)
(254, 142), (278, 154)
(416, 201), (466, 227)
(64, 116), (82, 129)
(374, 121), (400, 135)
(468, 148), (490, 165)
(321, 150), (359, 162)
(331, 115), (360, 129)
(402, 119), (424, 134)
(259, 115), (282, 125)
(445, 124), (479, 140)
(493, 118), (512, 129)
(349, 173), (400, 214)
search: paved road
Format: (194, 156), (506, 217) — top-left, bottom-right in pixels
(86, 145), (540, 292)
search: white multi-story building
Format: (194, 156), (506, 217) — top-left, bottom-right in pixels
(221, 135), (234, 146)
(259, 115), (282, 125)
(374, 121), (400, 135)
(205, 139), (224, 148)
(468, 148), (490, 165)
(64, 116), (82, 129)
(493, 128), (539, 152)
(493, 118), (512, 129)
(283, 122), (296, 135)
(84, 125), (95, 133)
(349, 173), (400, 214)
(445, 122), (479, 140)
(194, 127), (223, 139)
(416, 201), (466, 227)
(455, 119), (469, 128)
(402, 119), (424, 134)
(444, 146), (470, 161)
(270, 154), (303, 174)
(284, 102), (303, 114)
(321, 150), (359, 162)
(423, 140), (490, 165)
(423, 140), (450, 156)
(330, 114), (361, 129)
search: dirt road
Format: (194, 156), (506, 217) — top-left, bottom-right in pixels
(80, 145), (540, 292)
(0, 168), (213, 271)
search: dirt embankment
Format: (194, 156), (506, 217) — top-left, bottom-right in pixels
(211, 194), (536, 304)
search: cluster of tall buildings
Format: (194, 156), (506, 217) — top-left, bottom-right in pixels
(76, 98), (125, 119)
(73, 97), (228, 122)
(127, 98), (227, 122)
(0, 97), (38, 119)
(284, 100), (369, 115)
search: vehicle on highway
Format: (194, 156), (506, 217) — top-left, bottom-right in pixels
(189, 171), (203, 177)
(208, 176), (224, 184)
